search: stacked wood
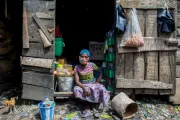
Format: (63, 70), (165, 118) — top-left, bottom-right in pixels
(111, 92), (138, 119)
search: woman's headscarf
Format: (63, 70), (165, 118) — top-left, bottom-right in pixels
(80, 49), (90, 57)
(79, 49), (90, 65)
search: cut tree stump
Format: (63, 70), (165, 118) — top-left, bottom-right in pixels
(111, 92), (138, 119)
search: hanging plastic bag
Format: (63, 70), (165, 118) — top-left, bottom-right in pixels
(157, 3), (175, 33)
(120, 8), (144, 48)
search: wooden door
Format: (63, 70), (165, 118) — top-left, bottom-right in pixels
(21, 0), (55, 101)
(115, 0), (178, 95)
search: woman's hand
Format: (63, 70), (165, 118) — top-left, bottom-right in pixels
(83, 87), (90, 96)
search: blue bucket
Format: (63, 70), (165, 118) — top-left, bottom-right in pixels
(38, 102), (55, 120)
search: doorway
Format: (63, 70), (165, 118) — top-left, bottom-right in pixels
(56, 0), (115, 65)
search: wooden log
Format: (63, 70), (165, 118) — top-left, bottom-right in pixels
(124, 53), (134, 79)
(32, 14), (53, 42)
(115, 53), (124, 78)
(23, 7), (29, 49)
(118, 37), (177, 53)
(117, 0), (176, 9)
(22, 84), (54, 101)
(22, 43), (53, 59)
(22, 72), (53, 89)
(145, 10), (157, 37)
(111, 92), (138, 119)
(39, 29), (51, 48)
(21, 57), (53, 69)
(116, 78), (173, 89)
(159, 52), (176, 95)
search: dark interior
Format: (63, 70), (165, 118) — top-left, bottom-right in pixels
(56, 0), (115, 65)
(0, 0), (22, 88)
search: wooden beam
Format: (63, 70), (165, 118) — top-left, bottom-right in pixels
(116, 78), (173, 89)
(33, 14), (53, 42)
(54, 92), (73, 97)
(118, 37), (177, 53)
(164, 38), (178, 46)
(22, 84), (54, 101)
(22, 66), (51, 73)
(22, 72), (53, 89)
(23, 7), (29, 49)
(21, 57), (53, 69)
(36, 12), (53, 20)
(117, 0), (176, 9)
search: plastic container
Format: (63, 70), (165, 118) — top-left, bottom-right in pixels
(55, 38), (65, 57)
(108, 37), (115, 46)
(38, 97), (55, 120)
(107, 85), (113, 92)
(107, 69), (115, 78)
(107, 53), (115, 62)
(57, 76), (74, 92)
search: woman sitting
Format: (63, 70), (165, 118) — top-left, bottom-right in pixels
(73, 49), (110, 117)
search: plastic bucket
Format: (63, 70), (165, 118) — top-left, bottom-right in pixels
(55, 38), (65, 56)
(38, 102), (55, 120)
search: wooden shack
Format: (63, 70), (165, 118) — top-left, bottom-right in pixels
(10, 0), (179, 101)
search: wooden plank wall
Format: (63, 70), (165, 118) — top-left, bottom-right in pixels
(116, 0), (177, 95)
(176, 0), (180, 87)
(21, 0), (55, 101)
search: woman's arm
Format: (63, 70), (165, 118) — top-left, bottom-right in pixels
(96, 68), (102, 83)
(74, 73), (86, 89)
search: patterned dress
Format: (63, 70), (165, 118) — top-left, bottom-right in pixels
(73, 62), (110, 107)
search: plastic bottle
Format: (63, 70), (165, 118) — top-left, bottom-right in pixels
(42, 96), (50, 107)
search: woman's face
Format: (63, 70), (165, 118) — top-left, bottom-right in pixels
(79, 53), (89, 65)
